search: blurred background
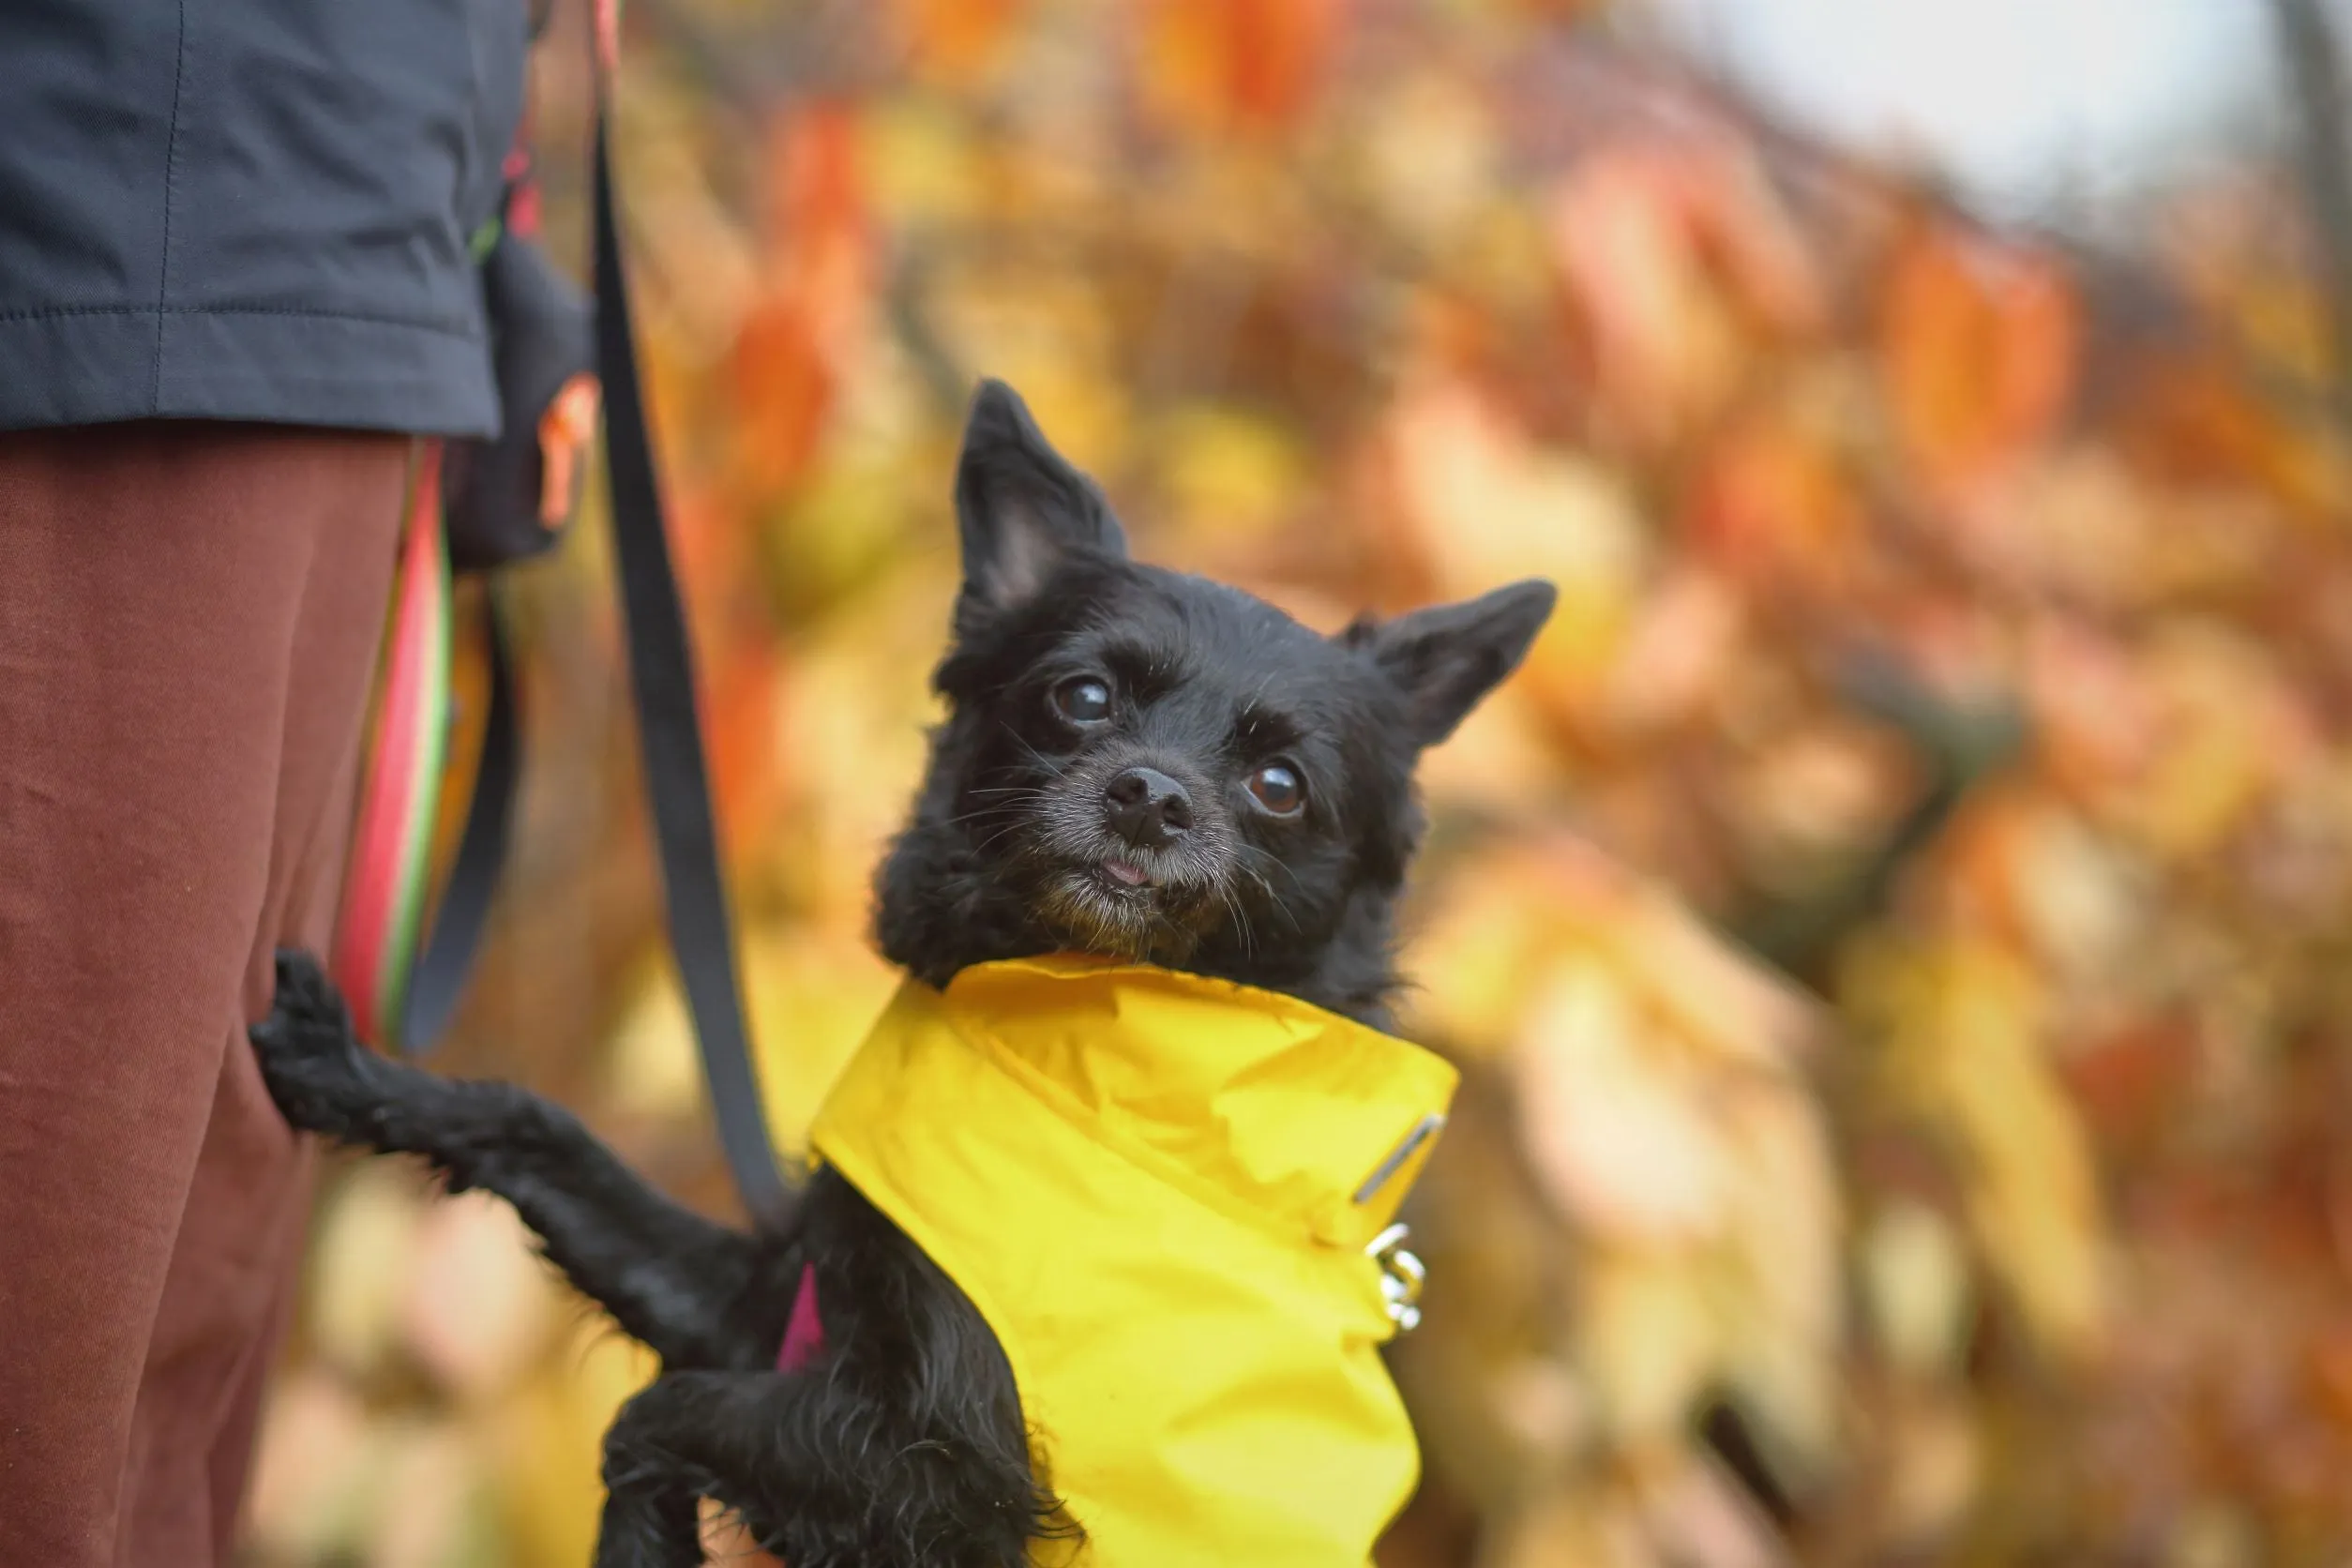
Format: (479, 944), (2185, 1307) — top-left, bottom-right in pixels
(235, 1), (2352, 1563)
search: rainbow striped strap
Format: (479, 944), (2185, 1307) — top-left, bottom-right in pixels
(330, 443), (455, 1047)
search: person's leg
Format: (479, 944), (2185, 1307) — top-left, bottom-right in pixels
(121, 428), (419, 1564)
(0, 423), (410, 1568)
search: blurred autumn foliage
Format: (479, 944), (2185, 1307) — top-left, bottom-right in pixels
(237, 3), (2352, 1566)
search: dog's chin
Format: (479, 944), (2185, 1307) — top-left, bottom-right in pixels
(1036, 860), (1214, 964)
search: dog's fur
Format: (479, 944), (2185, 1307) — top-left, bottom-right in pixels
(253, 380), (1554, 1567)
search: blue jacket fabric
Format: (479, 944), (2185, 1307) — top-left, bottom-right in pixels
(0, 0), (528, 437)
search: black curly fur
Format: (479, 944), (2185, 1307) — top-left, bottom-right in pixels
(251, 378), (1554, 1567)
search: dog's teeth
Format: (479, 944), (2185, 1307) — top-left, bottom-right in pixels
(1103, 859), (1150, 886)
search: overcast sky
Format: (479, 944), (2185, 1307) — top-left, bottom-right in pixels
(1643, 0), (2278, 221)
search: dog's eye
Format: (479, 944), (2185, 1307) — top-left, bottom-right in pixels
(1052, 676), (1113, 725)
(1246, 761), (1305, 815)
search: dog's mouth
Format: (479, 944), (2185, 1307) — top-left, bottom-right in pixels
(1066, 852), (1193, 910)
(972, 777), (1230, 961)
(1033, 848), (1221, 962)
(1095, 857), (1153, 891)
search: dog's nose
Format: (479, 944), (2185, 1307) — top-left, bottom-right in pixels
(1104, 767), (1193, 848)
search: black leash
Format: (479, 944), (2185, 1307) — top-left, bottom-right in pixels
(393, 68), (792, 1231)
(587, 102), (792, 1229)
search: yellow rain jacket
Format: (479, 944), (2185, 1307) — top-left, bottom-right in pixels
(808, 954), (1458, 1567)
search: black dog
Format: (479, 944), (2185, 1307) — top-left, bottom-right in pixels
(254, 379), (1554, 1567)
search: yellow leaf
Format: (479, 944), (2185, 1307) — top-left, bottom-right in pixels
(1512, 957), (1731, 1243)
(864, 99), (988, 226)
(1404, 866), (1558, 1054)
(1357, 72), (1500, 250)
(306, 1162), (427, 1375)
(1385, 383), (1647, 703)
(373, 1424), (498, 1568)
(604, 923), (901, 1158)
(604, 950), (714, 1127)
(1487, 1480), (1664, 1568)
(1856, 934), (2107, 1359)
(1629, 1444), (1792, 1568)
(244, 1371), (372, 1560)
(399, 1189), (565, 1406)
(2004, 804), (2147, 984)
(495, 1319), (661, 1568)
(1859, 1199), (1973, 1380)
(1715, 1087), (1844, 1468)
(1411, 683), (1568, 820)
(1576, 1245), (1723, 1443)
(923, 279), (1129, 475)
(1148, 401), (1311, 549)
(766, 596), (947, 929)
(2119, 622), (2295, 861)
(1877, 1389), (1982, 1547)
(746, 926), (904, 1155)
(1599, 566), (1746, 736)
(1598, 873), (1825, 1076)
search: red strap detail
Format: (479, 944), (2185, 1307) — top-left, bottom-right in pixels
(502, 145), (543, 240)
(595, 0), (620, 76)
(776, 1262), (824, 1372)
(507, 182), (542, 240)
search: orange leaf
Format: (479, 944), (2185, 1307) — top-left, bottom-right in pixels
(1137, 0), (1347, 138)
(704, 641), (784, 852)
(1878, 221), (2077, 494)
(2114, 354), (2351, 521)
(1547, 145), (1748, 446)
(895, 0), (1028, 83)
(1680, 415), (1862, 594)
(729, 294), (834, 495)
(729, 103), (874, 500)
(760, 102), (867, 268)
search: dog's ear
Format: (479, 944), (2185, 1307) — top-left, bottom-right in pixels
(953, 379), (1127, 617)
(1345, 580), (1557, 747)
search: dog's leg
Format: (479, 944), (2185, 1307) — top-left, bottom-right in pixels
(596, 1371), (774, 1568)
(597, 1364), (1051, 1568)
(251, 949), (787, 1369)
(592, 1483), (705, 1568)
(596, 1367), (946, 1568)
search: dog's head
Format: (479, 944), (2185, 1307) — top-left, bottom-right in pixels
(874, 379), (1554, 1022)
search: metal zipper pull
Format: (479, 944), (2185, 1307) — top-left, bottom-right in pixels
(1364, 1222), (1427, 1334)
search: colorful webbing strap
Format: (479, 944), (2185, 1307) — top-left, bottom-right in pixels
(322, 0), (792, 1229)
(329, 445), (455, 1047)
(324, 114), (550, 1058)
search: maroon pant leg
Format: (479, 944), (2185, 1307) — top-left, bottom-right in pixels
(0, 423), (411, 1566)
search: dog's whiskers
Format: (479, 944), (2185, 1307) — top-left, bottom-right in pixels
(1238, 858), (1304, 934)
(965, 816), (1042, 858)
(1214, 882), (1259, 961)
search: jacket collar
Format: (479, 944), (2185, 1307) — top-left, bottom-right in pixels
(890, 954), (1459, 1252)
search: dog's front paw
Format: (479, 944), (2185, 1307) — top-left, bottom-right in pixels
(250, 948), (380, 1136)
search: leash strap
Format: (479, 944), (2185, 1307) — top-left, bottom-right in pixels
(394, 598), (520, 1049)
(329, 468), (526, 1055)
(330, 446), (455, 1044)
(591, 66), (792, 1229)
